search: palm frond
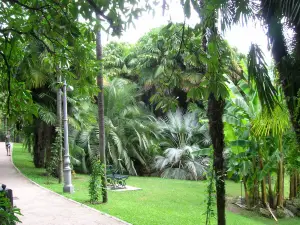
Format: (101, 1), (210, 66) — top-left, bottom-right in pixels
(247, 43), (278, 110)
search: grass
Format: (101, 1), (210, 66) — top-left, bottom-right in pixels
(12, 143), (300, 225)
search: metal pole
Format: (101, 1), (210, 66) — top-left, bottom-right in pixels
(57, 74), (63, 184)
(63, 79), (74, 193)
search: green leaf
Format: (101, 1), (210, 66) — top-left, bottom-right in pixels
(230, 140), (249, 147)
(155, 65), (164, 77)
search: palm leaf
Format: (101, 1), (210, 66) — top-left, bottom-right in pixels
(247, 44), (277, 110)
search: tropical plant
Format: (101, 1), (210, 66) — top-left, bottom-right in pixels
(89, 158), (105, 204)
(70, 78), (159, 175)
(175, 1), (278, 223)
(252, 104), (290, 207)
(154, 110), (211, 180)
(0, 192), (22, 225)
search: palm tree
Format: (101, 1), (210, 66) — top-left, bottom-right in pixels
(95, 13), (107, 203)
(154, 110), (211, 180)
(183, 2), (278, 224)
(252, 104), (290, 207)
(70, 78), (159, 175)
(197, 0), (300, 203)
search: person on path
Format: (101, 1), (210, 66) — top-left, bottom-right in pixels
(5, 132), (11, 156)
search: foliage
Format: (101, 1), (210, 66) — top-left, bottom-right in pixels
(89, 158), (105, 204)
(154, 110), (211, 180)
(0, 192), (22, 225)
(45, 127), (61, 179)
(69, 78), (159, 175)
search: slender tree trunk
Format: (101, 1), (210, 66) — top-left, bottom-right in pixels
(268, 174), (274, 208)
(96, 13), (107, 203)
(243, 177), (250, 208)
(296, 172), (299, 197)
(289, 170), (299, 199)
(290, 172), (295, 199)
(28, 138), (31, 153)
(259, 157), (267, 206)
(277, 160), (284, 207)
(251, 155), (260, 207)
(207, 93), (226, 225)
(277, 136), (284, 207)
(57, 73), (63, 183)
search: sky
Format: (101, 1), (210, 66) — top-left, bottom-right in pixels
(102, 0), (272, 64)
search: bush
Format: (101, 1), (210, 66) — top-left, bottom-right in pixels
(0, 192), (22, 225)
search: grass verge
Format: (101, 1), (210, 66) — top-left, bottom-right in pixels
(12, 143), (300, 225)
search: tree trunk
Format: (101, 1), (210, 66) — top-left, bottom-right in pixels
(296, 172), (300, 197)
(277, 136), (284, 208)
(57, 73), (63, 183)
(289, 170), (299, 199)
(252, 156), (260, 207)
(28, 136), (32, 153)
(207, 93), (226, 225)
(268, 174), (275, 209)
(290, 172), (295, 199)
(243, 177), (250, 208)
(96, 13), (107, 203)
(33, 120), (45, 168)
(259, 149), (267, 206)
(277, 160), (284, 207)
(33, 120), (55, 168)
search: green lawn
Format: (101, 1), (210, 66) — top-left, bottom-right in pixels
(12, 143), (300, 225)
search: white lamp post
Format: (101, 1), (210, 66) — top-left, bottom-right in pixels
(62, 79), (74, 193)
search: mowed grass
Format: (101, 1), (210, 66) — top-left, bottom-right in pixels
(12, 143), (300, 225)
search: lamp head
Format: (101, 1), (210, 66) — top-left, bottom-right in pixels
(67, 85), (74, 92)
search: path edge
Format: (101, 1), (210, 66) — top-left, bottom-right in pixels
(11, 145), (132, 225)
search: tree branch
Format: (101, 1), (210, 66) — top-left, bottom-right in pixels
(0, 28), (54, 53)
(86, 0), (113, 22)
(6, 0), (49, 11)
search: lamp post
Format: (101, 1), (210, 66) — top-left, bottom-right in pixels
(62, 79), (74, 193)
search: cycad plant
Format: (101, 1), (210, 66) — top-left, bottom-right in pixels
(154, 109), (211, 180)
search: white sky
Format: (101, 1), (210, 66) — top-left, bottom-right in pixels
(102, 0), (272, 64)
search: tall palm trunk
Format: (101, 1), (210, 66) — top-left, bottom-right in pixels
(96, 13), (107, 203)
(207, 93), (226, 225)
(57, 73), (63, 183)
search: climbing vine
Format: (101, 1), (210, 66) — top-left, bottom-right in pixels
(89, 158), (105, 203)
(46, 128), (60, 181)
(205, 159), (216, 225)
